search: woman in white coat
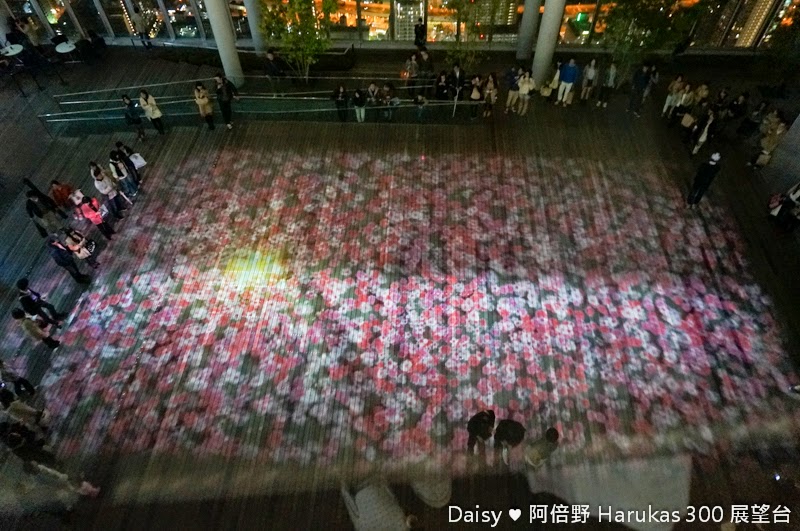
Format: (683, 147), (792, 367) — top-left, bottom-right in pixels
(138, 89), (165, 134)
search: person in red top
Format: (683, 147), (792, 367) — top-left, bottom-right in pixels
(49, 180), (75, 209)
(76, 196), (115, 239)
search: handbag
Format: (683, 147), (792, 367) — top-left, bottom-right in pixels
(99, 204), (110, 218)
(130, 153), (147, 169)
(755, 152), (772, 167)
(540, 86), (553, 97)
(680, 114), (695, 128)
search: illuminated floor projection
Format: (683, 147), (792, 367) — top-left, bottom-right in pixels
(32, 150), (797, 473)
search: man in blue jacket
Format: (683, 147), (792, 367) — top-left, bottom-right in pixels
(556, 58), (579, 106)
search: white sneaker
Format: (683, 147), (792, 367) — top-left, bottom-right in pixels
(227, 123), (233, 130)
(603, 102), (608, 108)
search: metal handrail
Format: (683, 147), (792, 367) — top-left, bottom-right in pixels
(38, 100), (476, 122)
(52, 74), (434, 99)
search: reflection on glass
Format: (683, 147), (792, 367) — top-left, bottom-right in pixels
(71, 0), (110, 35)
(230, 0), (251, 38)
(5, 0), (49, 42)
(38, 0), (82, 40)
(161, 0), (200, 37)
(196, 0), (213, 38)
(132, 0), (170, 38)
(759, 0), (797, 47)
(427, 0), (457, 42)
(97, 0), (132, 35)
(394, 0), (424, 41)
(559, 3), (604, 45)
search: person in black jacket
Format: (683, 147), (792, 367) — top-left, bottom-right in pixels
(17, 278), (64, 326)
(46, 235), (90, 283)
(687, 152), (722, 209)
(114, 141), (141, 184)
(414, 17), (426, 48)
(448, 63), (467, 100)
(467, 409), (495, 458)
(26, 191), (66, 237)
(214, 73), (240, 130)
(121, 95), (146, 141)
(332, 85), (348, 122)
(494, 419), (526, 466)
(352, 88), (366, 123)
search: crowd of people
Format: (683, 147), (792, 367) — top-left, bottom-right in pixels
(467, 410), (560, 469)
(3, 137), (146, 515)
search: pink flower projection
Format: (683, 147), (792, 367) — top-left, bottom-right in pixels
(28, 151), (796, 470)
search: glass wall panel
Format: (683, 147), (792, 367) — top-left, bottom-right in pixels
(759, 0), (797, 46)
(97, 0), (133, 35)
(71, 0), (110, 35)
(394, 0), (424, 41)
(315, 0), (388, 40)
(230, 0), (250, 38)
(195, 0), (213, 37)
(722, 0), (776, 46)
(427, 0), (458, 42)
(5, 0), (50, 41)
(38, 0), (82, 39)
(692, 0), (739, 46)
(163, 0), (200, 37)
(559, 2), (599, 44)
(132, 0), (170, 38)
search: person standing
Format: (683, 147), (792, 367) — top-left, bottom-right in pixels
(482, 72), (497, 118)
(517, 70), (535, 116)
(109, 151), (138, 198)
(468, 74), (483, 119)
(737, 101), (767, 138)
(122, 95), (146, 141)
(11, 308), (60, 349)
(417, 49), (434, 97)
(45, 235), (90, 284)
(25, 191), (66, 237)
(17, 278), (64, 327)
(687, 152), (722, 208)
(91, 162), (126, 219)
(628, 64), (650, 117)
(435, 72), (449, 101)
(194, 82), (215, 130)
(48, 180), (75, 210)
(214, 73), (240, 130)
(643, 65), (659, 102)
(547, 60), (562, 103)
(130, 6), (152, 49)
(467, 410), (495, 458)
(691, 109), (716, 155)
(63, 228), (98, 269)
(414, 17), (426, 48)
(264, 48), (284, 95)
(504, 67), (521, 114)
(579, 59), (597, 102)
(494, 419), (526, 466)
(596, 62), (617, 108)
(448, 63), (466, 101)
(661, 74), (685, 117)
(332, 85), (348, 122)
(414, 93), (427, 123)
(76, 196), (115, 240)
(404, 53), (419, 97)
(114, 142), (141, 184)
(352, 88), (366, 123)
(556, 58), (578, 107)
(139, 89), (165, 134)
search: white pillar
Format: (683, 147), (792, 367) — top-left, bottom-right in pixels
(242, 0), (264, 51)
(516, 0), (542, 62)
(204, 0), (244, 86)
(531, 0), (566, 87)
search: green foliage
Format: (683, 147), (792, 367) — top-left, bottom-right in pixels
(259, 0), (330, 81)
(765, 10), (800, 81)
(444, 0), (487, 70)
(603, 0), (705, 81)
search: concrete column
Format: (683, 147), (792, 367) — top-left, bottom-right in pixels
(205, 0), (244, 86)
(242, 0), (264, 51)
(516, 0), (541, 62)
(0, 2), (9, 40)
(531, 0), (566, 87)
(63, 0), (87, 38)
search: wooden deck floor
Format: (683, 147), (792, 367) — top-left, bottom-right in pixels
(2, 55), (800, 530)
